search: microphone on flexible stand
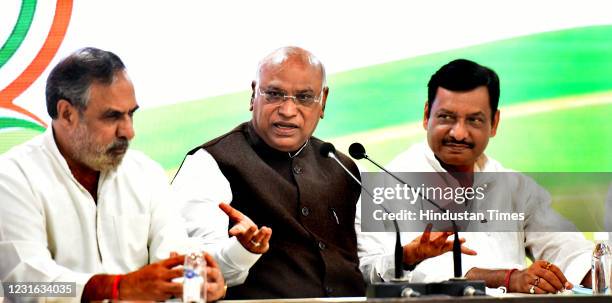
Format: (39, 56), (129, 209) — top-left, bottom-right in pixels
(320, 143), (363, 192)
(348, 142), (485, 297)
(349, 143), (407, 185)
(320, 143), (408, 284)
(348, 143), (460, 277)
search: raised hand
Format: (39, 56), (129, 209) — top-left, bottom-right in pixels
(219, 202), (272, 254)
(403, 224), (477, 267)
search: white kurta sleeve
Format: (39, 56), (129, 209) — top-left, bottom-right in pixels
(0, 161), (94, 300)
(172, 149), (260, 286)
(145, 159), (192, 263)
(522, 175), (593, 285)
(356, 198), (414, 283)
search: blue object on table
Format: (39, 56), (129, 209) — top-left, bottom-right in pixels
(572, 285), (594, 295)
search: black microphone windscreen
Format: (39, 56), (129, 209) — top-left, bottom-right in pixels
(319, 142), (336, 158)
(349, 142), (366, 159)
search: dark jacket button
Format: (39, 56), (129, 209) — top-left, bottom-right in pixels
(293, 166), (303, 174)
(318, 241), (326, 250)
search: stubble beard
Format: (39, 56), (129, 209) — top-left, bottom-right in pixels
(71, 123), (129, 172)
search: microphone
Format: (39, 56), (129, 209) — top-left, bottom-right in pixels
(320, 142), (407, 283)
(349, 143), (414, 190)
(348, 142), (366, 159)
(348, 142), (486, 297)
(320, 143), (364, 190)
(349, 142), (459, 276)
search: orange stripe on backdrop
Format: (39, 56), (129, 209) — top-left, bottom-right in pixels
(0, 0), (73, 127)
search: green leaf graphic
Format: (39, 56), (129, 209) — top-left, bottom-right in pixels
(0, 0), (37, 68)
(0, 117), (45, 132)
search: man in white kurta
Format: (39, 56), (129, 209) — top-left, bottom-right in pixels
(0, 47), (233, 301)
(368, 142), (593, 286)
(0, 128), (184, 291)
(0, 128), (254, 297)
(357, 59), (593, 294)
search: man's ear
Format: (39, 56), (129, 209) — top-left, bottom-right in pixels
(422, 101), (430, 130)
(490, 110), (500, 137)
(250, 81), (256, 111)
(320, 87), (329, 119)
(56, 99), (79, 127)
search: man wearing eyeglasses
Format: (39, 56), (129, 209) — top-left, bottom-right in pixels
(172, 46), (365, 298)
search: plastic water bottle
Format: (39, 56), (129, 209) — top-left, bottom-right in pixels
(183, 251), (206, 303)
(592, 238), (611, 295)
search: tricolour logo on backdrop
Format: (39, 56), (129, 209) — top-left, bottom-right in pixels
(0, 0), (72, 131)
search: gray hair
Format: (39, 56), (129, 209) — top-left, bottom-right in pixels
(46, 47), (125, 119)
(255, 46), (326, 87)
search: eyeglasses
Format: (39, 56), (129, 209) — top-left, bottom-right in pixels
(257, 87), (323, 107)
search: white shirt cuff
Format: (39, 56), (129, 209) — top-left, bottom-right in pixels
(563, 251), (592, 286)
(58, 271), (96, 300)
(222, 237), (261, 269)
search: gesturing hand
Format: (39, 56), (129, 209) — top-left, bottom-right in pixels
(403, 224), (477, 267)
(219, 202), (272, 254)
(119, 255), (184, 301)
(510, 260), (573, 294)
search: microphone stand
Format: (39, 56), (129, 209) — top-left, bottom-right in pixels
(322, 144), (407, 282)
(349, 143), (486, 297)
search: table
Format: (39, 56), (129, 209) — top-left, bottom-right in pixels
(220, 295), (611, 303)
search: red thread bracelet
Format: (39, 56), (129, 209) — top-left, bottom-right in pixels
(112, 274), (122, 300)
(504, 269), (517, 291)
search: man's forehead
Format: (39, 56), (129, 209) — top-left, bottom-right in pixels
(434, 86), (491, 113)
(85, 100), (138, 116)
(258, 63), (323, 87)
(259, 47), (320, 69)
(86, 75), (137, 111)
(260, 59), (321, 75)
(99, 102), (139, 112)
